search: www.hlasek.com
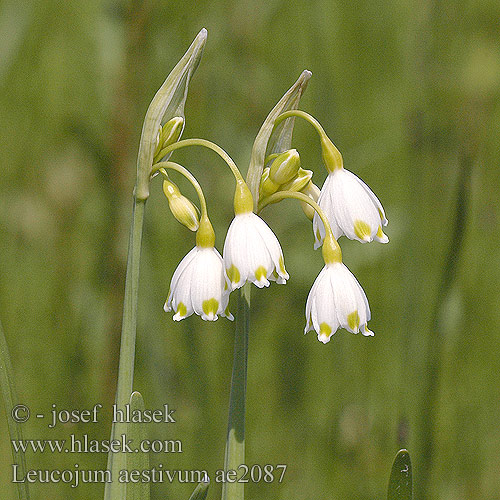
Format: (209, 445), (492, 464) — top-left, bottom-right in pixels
(12, 464), (287, 488)
(11, 434), (182, 454)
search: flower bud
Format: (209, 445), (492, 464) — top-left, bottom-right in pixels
(162, 179), (199, 231)
(163, 116), (184, 148)
(154, 117), (184, 160)
(260, 168), (280, 198)
(280, 168), (313, 193)
(269, 149), (300, 185)
(300, 180), (321, 220)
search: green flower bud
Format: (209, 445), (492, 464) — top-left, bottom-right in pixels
(154, 117), (184, 160)
(269, 149), (300, 185)
(300, 180), (321, 220)
(260, 168), (280, 198)
(162, 179), (200, 231)
(280, 168), (313, 193)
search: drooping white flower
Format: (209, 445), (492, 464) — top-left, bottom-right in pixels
(313, 168), (388, 248)
(164, 246), (233, 321)
(304, 261), (373, 343)
(223, 212), (289, 290)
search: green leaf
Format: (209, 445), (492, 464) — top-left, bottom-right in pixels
(127, 391), (150, 500)
(246, 70), (311, 209)
(136, 28), (207, 200)
(387, 449), (412, 500)
(188, 480), (210, 500)
(0, 319), (30, 500)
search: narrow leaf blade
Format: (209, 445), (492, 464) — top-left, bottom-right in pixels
(387, 449), (412, 500)
(0, 319), (30, 500)
(127, 391), (150, 500)
(188, 479), (210, 500)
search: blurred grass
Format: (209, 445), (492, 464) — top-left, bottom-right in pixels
(0, 0), (499, 499)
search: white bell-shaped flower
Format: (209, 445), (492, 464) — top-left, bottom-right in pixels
(223, 212), (289, 290)
(313, 168), (388, 248)
(164, 246), (233, 321)
(304, 261), (373, 343)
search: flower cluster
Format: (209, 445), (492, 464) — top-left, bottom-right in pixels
(165, 209), (288, 322)
(159, 160), (288, 322)
(157, 102), (388, 343)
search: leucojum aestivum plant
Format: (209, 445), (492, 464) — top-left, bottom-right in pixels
(0, 29), (414, 500)
(97, 28), (400, 500)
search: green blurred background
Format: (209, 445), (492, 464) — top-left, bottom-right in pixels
(1, 0), (499, 498)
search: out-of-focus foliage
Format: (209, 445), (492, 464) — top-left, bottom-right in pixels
(0, 0), (499, 499)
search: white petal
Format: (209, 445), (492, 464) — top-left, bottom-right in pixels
(171, 273), (195, 320)
(223, 215), (246, 289)
(191, 248), (224, 320)
(351, 171), (388, 225)
(361, 324), (374, 336)
(375, 230), (389, 244)
(223, 212), (287, 289)
(329, 264), (362, 332)
(305, 263), (373, 340)
(168, 247), (198, 320)
(313, 169), (388, 245)
(305, 266), (339, 340)
(252, 214), (288, 283)
(331, 170), (380, 242)
(169, 247), (198, 295)
(315, 267), (340, 335)
(313, 174), (342, 248)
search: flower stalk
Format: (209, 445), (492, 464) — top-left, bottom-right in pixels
(258, 189), (341, 261)
(153, 138), (245, 183)
(105, 196), (146, 500)
(104, 30), (206, 498)
(222, 284), (250, 500)
(274, 109), (344, 171)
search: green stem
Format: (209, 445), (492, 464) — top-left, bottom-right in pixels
(222, 284), (250, 500)
(153, 138), (244, 182)
(274, 109), (327, 138)
(104, 197), (146, 500)
(258, 190), (332, 240)
(152, 138), (245, 183)
(0, 319), (30, 500)
(258, 190), (341, 262)
(273, 110), (343, 171)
